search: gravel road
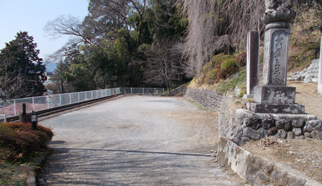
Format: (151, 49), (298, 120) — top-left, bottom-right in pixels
(38, 96), (244, 185)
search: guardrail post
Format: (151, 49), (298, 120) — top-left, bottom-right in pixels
(70, 93), (72, 104)
(32, 97), (35, 109)
(47, 96), (50, 109)
(143, 88), (145, 94)
(14, 100), (16, 115)
(60, 94), (62, 106)
(78, 92), (80, 102)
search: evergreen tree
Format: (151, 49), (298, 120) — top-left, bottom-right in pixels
(0, 31), (46, 101)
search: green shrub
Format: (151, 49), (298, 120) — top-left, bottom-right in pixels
(221, 59), (237, 70)
(0, 122), (53, 162)
(217, 69), (246, 94)
(206, 69), (218, 84)
(211, 53), (230, 66)
(240, 89), (247, 97)
(202, 62), (211, 74)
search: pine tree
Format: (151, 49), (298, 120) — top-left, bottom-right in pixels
(0, 31), (47, 101)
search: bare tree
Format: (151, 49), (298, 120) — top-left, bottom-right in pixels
(0, 59), (30, 103)
(44, 15), (103, 49)
(144, 40), (183, 92)
(178, 0), (266, 77)
(44, 0), (148, 50)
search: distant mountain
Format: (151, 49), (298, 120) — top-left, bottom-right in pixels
(44, 62), (57, 73)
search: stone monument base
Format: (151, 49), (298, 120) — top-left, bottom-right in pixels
(224, 109), (322, 145)
(246, 102), (305, 114)
(254, 85), (296, 104)
(249, 85), (305, 114)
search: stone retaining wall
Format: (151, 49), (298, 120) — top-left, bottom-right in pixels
(183, 87), (322, 185)
(165, 85), (187, 96)
(219, 93), (322, 145)
(218, 92), (322, 185)
(217, 137), (321, 186)
(184, 88), (223, 112)
(288, 59), (320, 83)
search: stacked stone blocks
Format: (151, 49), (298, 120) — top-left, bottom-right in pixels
(224, 109), (322, 145)
(184, 88), (223, 112)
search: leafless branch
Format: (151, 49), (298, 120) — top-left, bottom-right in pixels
(178, 0), (265, 77)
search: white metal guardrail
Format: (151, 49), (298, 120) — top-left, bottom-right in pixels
(0, 114), (6, 122)
(0, 88), (121, 117)
(0, 87), (164, 117)
(121, 87), (164, 95)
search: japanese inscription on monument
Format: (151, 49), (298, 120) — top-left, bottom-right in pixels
(271, 30), (288, 85)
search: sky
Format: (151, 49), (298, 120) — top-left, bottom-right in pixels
(0, 0), (89, 62)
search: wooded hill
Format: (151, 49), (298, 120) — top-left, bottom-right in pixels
(1, 0), (321, 99)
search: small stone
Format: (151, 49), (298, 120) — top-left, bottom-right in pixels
(293, 128), (303, 136)
(268, 127), (278, 135)
(304, 132), (313, 138)
(287, 131), (295, 139)
(262, 119), (275, 130)
(292, 119), (305, 128)
(276, 129), (287, 139)
(257, 128), (269, 137)
(296, 136), (305, 140)
(311, 130), (322, 139)
(244, 118), (262, 130)
(257, 171), (270, 184)
(303, 124), (314, 132)
(284, 121), (293, 132)
(287, 151), (296, 155)
(289, 176), (306, 186)
(244, 127), (263, 140)
(275, 120), (285, 129)
(308, 120), (321, 128)
(314, 123), (322, 130)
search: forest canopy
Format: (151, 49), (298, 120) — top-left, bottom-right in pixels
(43, 0), (322, 93)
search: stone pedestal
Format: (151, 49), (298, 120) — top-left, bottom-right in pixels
(254, 85), (295, 104)
(248, 85), (304, 114)
(246, 31), (260, 97)
(246, 102), (305, 114)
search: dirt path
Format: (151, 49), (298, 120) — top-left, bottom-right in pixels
(288, 81), (322, 119)
(38, 96), (244, 185)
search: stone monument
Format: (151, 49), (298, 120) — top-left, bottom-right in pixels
(219, 0), (322, 147)
(247, 0), (304, 114)
(245, 31), (260, 98)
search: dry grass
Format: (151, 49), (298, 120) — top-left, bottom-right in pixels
(0, 162), (30, 186)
